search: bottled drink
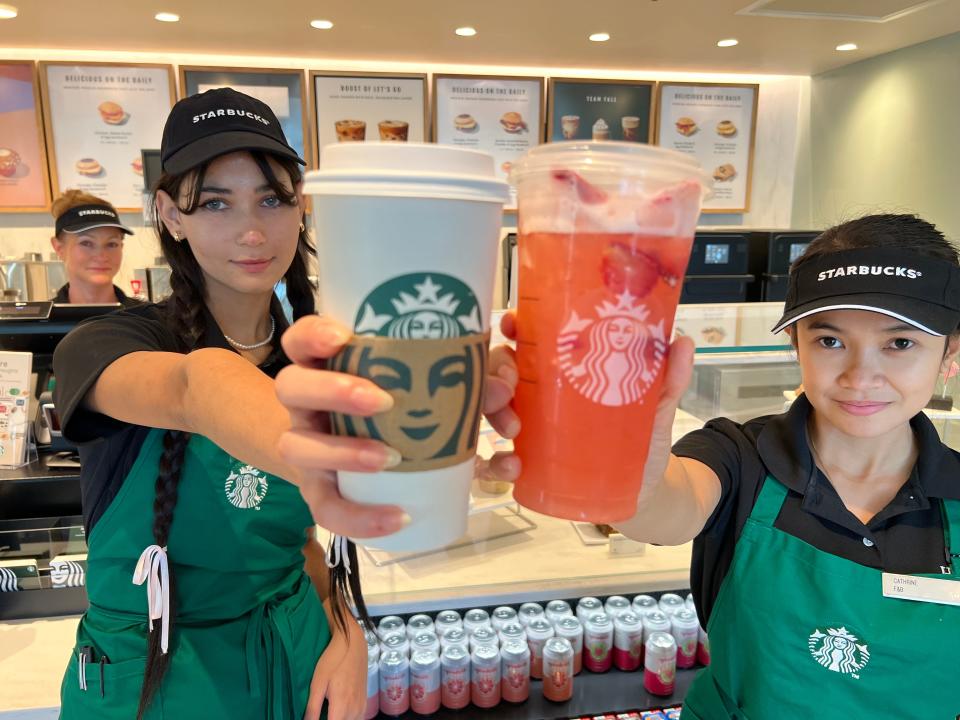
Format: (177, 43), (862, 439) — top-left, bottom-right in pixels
(525, 618), (555, 679)
(554, 616), (584, 674)
(613, 612), (644, 671)
(463, 608), (492, 635)
(542, 637), (574, 702)
(545, 599), (573, 624)
(440, 646), (470, 710)
(471, 645), (501, 708)
(518, 602), (545, 628)
(409, 650), (441, 716)
(604, 595), (632, 619)
(379, 649), (410, 716)
(500, 639), (531, 703)
(491, 606), (518, 632)
(671, 609), (700, 669)
(576, 597), (603, 625)
(583, 612), (614, 673)
(643, 632), (677, 696)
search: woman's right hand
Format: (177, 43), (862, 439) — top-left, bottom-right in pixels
(275, 316), (408, 539)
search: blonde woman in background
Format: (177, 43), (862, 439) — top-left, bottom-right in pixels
(50, 189), (140, 306)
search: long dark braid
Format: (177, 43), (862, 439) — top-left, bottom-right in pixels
(135, 152), (369, 717)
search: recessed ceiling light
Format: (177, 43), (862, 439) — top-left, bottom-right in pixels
(836, 42), (858, 51)
(0, 4), (19, 19)
(589, 32), (611, 42)
(455, 26), (477, 37)
(310, 19), (334, 30)
(154, 12), (179, 22)
(717, 38), (739, 48)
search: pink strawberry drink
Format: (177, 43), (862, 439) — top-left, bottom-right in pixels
(379, 649), (410, 716)
(511, 142), (710, 523)
(583, 612), (614, 673)
(410, 650), (441, 715)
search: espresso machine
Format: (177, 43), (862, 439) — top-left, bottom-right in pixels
(0, 254), (67, 301)
(133, 259), (172, 302)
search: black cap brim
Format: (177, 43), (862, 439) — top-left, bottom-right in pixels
(771, 292), (958, 336)
(162, 130), (305, 175)
(61, 221), (134, 236)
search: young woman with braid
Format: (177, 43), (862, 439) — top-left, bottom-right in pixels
(52, 88), (520, 720)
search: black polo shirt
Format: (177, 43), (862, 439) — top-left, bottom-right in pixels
(674, 394), (960, 625)
(52, 298), (291, 535)
(52, 283), (143, 309)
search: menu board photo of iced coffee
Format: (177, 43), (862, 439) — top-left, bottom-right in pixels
(310, 71), (427, 162)
(656, 83), (759, 213)
(433, 75), (544, 207)
(0, 61), (51, 212)
(547, 78), (655, 144)
(39, 62), (175, 211)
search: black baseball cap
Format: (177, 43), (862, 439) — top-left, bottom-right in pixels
(160, 87), (305, 174)
(55, 204), (133, 236)
(772, 247), (960, 336)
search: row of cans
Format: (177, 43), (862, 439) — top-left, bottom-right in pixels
(570, 709), (682, 720)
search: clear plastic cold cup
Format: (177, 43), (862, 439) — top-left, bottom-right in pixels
(510, 142), (710, 523)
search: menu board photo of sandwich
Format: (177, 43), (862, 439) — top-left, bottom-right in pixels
(310, 71), (427, 162)
(433, 74), (544, 208)
(39, 62), (175, 211)
(656, 82), (759, 213)
(0, 61), (51, 212)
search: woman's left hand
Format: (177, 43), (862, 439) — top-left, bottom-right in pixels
(303, 617), (368, 720)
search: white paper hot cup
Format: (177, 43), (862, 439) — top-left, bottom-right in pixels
(304, 143), (510, 552)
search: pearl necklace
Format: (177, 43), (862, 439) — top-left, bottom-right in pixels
(223, 316), (276, 351)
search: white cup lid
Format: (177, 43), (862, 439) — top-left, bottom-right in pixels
(304, 143), (510, 204)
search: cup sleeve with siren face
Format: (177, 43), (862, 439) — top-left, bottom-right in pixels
(328, 272), (490, 471)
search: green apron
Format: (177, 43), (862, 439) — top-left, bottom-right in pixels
(683, 474), (960, 718)
(59, 429), (331, 719)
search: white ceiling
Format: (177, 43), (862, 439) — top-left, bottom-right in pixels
(2, 0), (959, 75)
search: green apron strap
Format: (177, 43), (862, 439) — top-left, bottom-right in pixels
(749, 475), (789, 528)
(941, 499), (960, 577)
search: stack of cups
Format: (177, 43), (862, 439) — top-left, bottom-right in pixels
(307, 143), (511, 552)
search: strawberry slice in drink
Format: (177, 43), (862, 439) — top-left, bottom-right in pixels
(601, 242), (661, 298)
(551, 169), (608, 204)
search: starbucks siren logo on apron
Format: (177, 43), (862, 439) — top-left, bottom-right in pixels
(808, 627), (870, 678)
(224, 463), (269, 510)
(558, 290), (668, 407)
(329, 273), (489, 472)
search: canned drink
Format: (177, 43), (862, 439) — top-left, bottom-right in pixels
(613, 612), (644, 671)
(365, 646), (379, 720)
(380, 632), (410, 658)
(643, 632), (677, 696)
(471, 645), (501, 708)
(697, 625), (711, 666)
(470, 626), (500, 653)
(406, 614), (435, 639)
(378, 615), (406, 641)
(463, 608), (492, 635)
(632, 594), (658, 616)
(642, 610), (672, 644)
(576, 597), (603, 625)
(658, 593), (685, 617)
(671, 609), (699, 668)
(604, 595), (632, 619)
(365, 626), (380, 649)
(685, 593), (695, 613)
(379, 649), (410, 716)
(525, 617), (555, 679)
(545, 599), (573, 624)
(554, 616), (584, 674)
(583, 612), (614, 673)
(491, 606), (518, 632)
(500, 639), (531, 703)
(440, 627), (470, 653)
(498, 622), (527, 644)
(518, 602), (545, 627)
(434, 610), (462, 636)
(409, 650), (441, 716)
(411, 631), (441, 657)
(440, 646), (470, 710)
(542, 637), (574, 702)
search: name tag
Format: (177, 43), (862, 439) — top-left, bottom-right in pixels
(882, 572), (960, 606)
